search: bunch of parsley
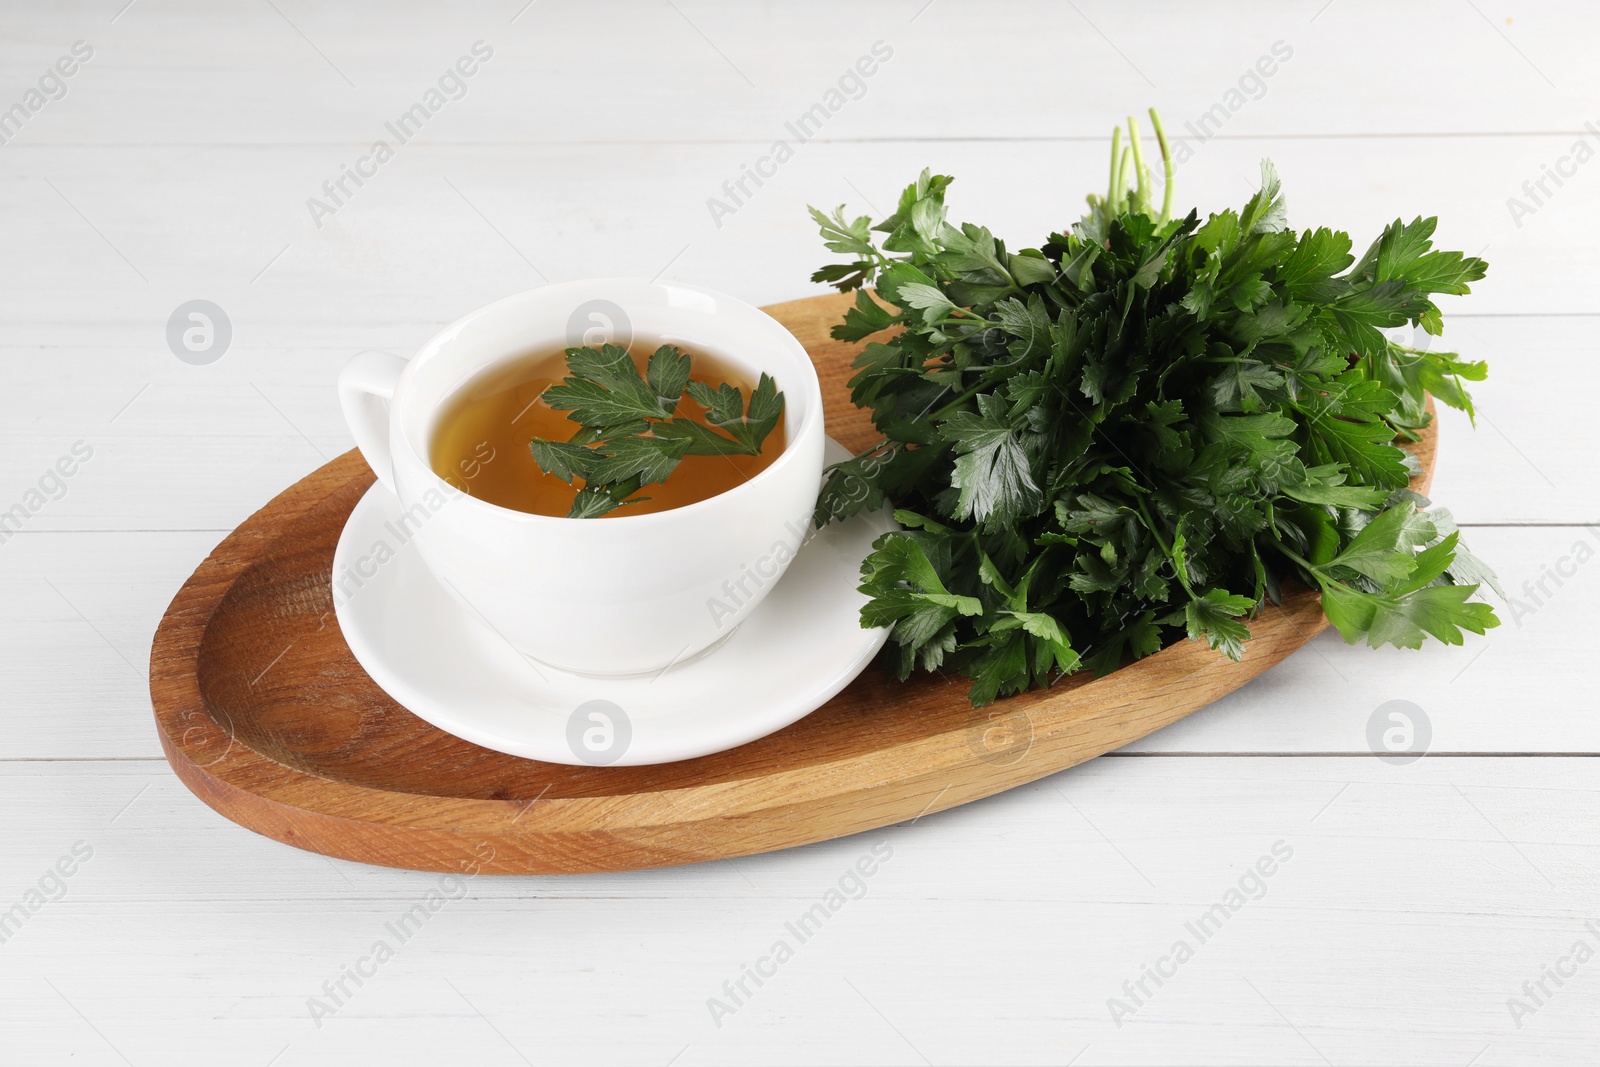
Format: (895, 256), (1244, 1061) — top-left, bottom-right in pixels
(810, 110), (1500, 707)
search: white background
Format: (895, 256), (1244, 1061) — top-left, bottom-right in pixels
(3, 1), (1598, 1064)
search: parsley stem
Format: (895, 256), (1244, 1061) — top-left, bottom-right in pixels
(1148, 107), (1174, 226)
(1132, 494), (1180, 582)
(925, 381), (988, 422)
(1127, 115), (1150, 214)
(1107, 126), (1124, 213)
(1271, 542), (1330, 587)
(1117, 146), (1133, 213)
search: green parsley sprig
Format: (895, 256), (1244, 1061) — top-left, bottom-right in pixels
(528, 343), (784, 517)
(809, 108), (1501, 706)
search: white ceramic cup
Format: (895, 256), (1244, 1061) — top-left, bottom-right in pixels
(337, 278), (825, 676)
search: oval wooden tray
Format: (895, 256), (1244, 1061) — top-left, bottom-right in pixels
(150, 292), (1438, 874)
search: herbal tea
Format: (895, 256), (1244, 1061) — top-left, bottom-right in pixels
(430, 343), (786, 518)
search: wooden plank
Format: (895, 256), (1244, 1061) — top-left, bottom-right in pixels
(0, 311), (1590, 531)
(0, 524), (1584, 761)
(0, 132), (1594, 355)
(0, 757), (1595, 1064)
(0, 0), (1592, 145)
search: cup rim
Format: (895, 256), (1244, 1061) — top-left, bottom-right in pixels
(395, 277), (825, 527)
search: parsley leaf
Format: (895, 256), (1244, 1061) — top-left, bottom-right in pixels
(529, 344), (785, 518)
(941, 393), (1045, 529)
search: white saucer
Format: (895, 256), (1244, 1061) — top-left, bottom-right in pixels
(332, 439), (896, 766)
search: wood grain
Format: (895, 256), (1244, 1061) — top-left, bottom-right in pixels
(148, 290), (1439, 875)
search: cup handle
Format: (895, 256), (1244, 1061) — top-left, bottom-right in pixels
(338, 350), (408, 494)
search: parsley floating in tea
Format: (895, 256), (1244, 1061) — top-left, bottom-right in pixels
(809, 108), (1501, 706)
(528, 343), (784, 518)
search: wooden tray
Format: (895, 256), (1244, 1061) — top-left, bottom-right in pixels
(150, 292), (1438, 874)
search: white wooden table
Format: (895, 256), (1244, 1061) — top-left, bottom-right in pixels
(3, 1), (1597, 1063)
